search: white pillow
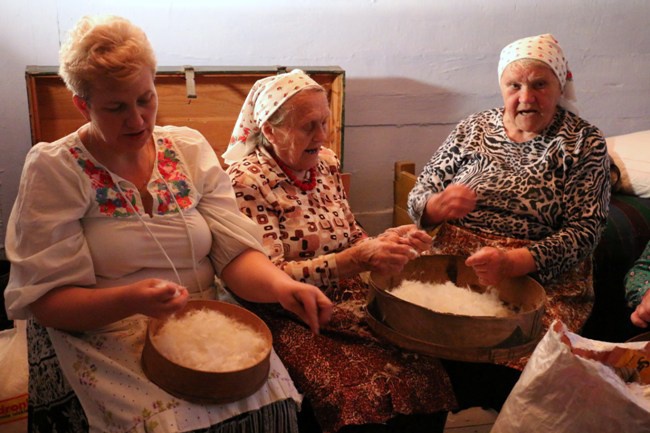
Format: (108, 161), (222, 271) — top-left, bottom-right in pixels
(607, 130), (650, 197)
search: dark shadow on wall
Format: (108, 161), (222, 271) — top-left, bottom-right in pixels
(344, 76), (499, 129)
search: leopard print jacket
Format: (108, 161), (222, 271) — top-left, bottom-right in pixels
(408, 107), (610, 283)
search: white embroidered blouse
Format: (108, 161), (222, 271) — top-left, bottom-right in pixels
(4, 125), (300, 432)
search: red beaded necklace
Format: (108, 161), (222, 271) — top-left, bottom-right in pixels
(273, 156), (317, 191)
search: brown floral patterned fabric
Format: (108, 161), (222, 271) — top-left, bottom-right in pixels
(430, 223), (594, 370)
(241, 276), (456, 433)
(228, 147), (457, 432)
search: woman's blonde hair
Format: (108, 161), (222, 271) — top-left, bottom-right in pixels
(58, 15), (156, 100)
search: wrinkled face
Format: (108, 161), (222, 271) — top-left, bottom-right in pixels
(500, 60), (562, 140)
(263, 89), (330, 172)
(76, 67), (158, 153)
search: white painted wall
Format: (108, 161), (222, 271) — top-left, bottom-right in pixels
(1, 0), (649, 253)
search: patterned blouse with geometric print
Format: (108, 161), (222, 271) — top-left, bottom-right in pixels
(227, 146), (366, 289)
(227, 145), (457, 433)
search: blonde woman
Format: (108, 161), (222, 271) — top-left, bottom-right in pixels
(4, 15), (331, 433)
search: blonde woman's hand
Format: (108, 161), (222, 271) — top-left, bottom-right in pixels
(276, 281), (333, 334)
(130, 278), (189, 319)
(29, 278), (189, 331)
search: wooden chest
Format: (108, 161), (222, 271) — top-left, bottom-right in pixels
(25, 65), (345, 167)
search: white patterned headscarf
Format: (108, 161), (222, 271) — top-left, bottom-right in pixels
(498, 33), (578, 115)
(222, 69), (322, 164)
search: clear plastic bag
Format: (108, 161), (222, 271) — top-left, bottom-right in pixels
(492, 321), (650, 433)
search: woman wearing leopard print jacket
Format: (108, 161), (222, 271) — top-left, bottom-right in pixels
(408, 33), (610, 408)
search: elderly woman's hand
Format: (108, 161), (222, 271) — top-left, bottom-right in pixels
(465, 247), (509, 286)
(337, 235), (419, 278)
(380, 224), (432, 254)
(423, 184), (477, 226)
(631, 291), (650, 328)
(465, 247), (537, 286)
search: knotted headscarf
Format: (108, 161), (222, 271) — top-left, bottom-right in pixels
(498, 33), (578, 114)
(222, 69), (322, 164)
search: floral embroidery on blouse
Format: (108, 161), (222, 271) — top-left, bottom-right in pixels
(153, 137), (192, 214)
(69, 136), (193, 217)
(70, 146), (139, 217)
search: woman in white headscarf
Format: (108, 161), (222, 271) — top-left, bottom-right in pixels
(408, 34), (611, 409)
(224, 69), (457, 433)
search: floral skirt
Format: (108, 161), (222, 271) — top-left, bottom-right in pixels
(26, 319), (299, 433)
(242, 277), (457, 433)
(430, 223), (595, 370)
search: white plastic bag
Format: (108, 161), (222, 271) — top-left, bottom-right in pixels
(492, 321), (650, 433)
(0, 320), (28, 433)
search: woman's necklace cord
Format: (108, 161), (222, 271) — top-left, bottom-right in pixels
(274, 157), (317, 191)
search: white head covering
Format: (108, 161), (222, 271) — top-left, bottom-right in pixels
(222, 69), (322, 164)
(498, 33), (578, 115)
